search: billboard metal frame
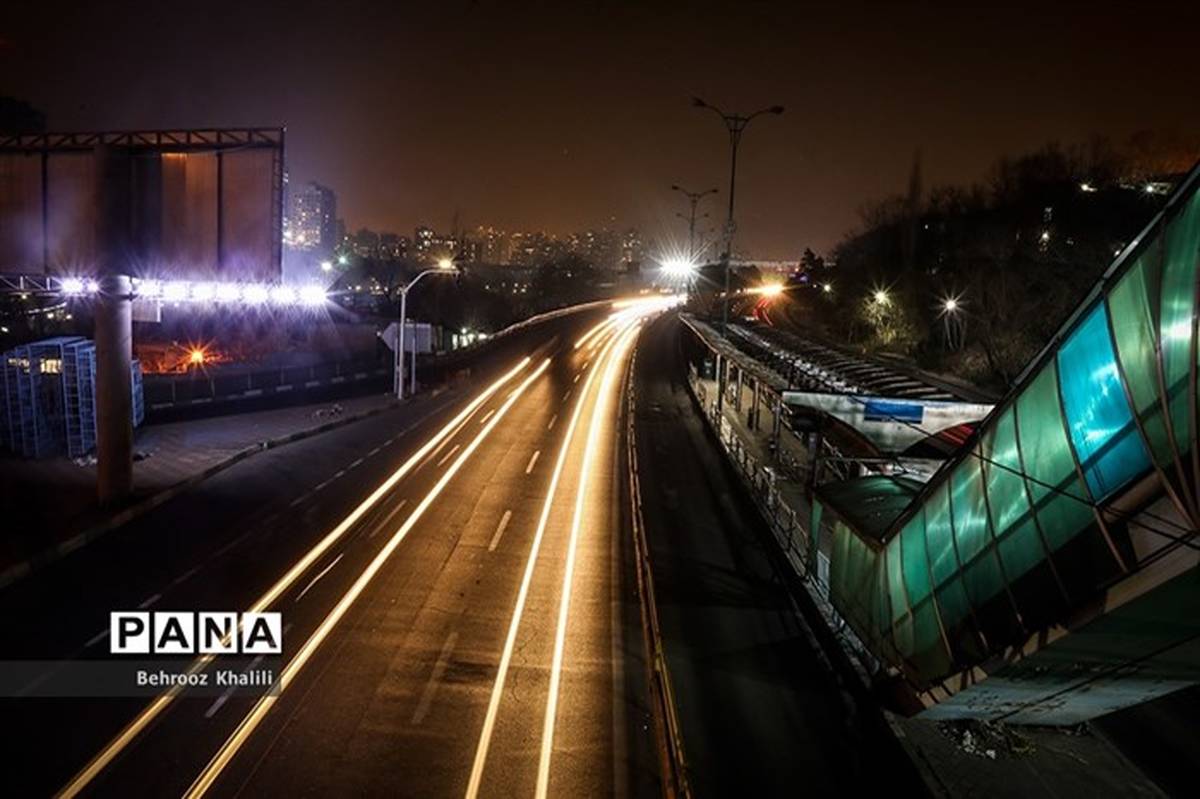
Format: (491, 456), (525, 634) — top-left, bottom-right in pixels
(0, 127), (285, 279)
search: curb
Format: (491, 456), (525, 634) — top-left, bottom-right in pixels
(0, 398), (406, 592)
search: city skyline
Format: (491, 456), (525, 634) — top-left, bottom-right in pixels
(7, 2), (1200, 259)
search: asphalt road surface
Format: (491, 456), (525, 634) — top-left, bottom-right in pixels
(0, 301), (666, 798)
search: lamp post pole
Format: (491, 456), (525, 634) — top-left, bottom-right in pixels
(394, 260), (457, 400)
(692, 97), (783, 414)
(671, 184), (718, 261)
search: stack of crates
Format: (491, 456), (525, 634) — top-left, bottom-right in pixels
(0, 337), (144, 459)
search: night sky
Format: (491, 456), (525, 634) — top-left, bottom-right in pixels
(6, 1), (1200, 258)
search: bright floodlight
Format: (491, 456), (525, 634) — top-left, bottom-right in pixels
(271, 285), (298, 304)
(822, 282), (833, 293)
(320, 260), (333, 272)
(61, 277), (87, 294)
(661, 257), (696, 277)
(437, 257), (454, 270)
(943, 298), (959, 312)
(298, 285), (326, 305)
(163, 282), (189, 302)
(190, 282), (217, 302)
(337, 254), (349, 265)
(243, 284), (270, 304)
(216, 283), (242, 302)
(873, 289), (890, 305)
(759, 282), (785, 298)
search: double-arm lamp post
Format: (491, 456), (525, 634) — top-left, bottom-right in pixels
(670, 184), (718, 261)
(691, 97), (784, 336)
(692, 97), (783, 414)
(394, 258), (457, 400)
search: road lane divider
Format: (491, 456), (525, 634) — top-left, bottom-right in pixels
(489, 510), (513, 552)
(182, 358), (551, 799)
(57, 357), (533, 799)
(465, 325), (628, 799)
(537, 322), (640, 799)
(525, 450), (541, 474)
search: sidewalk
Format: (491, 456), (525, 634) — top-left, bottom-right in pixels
(0, 392), (404, 584)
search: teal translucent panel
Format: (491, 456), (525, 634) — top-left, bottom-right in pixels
(935, 576), (971, 631)
(1016, 364), (1094, 552)
(1161, 188), (1200, 451)
(1058, 304), (1152, 499)
(949, 452), (992, 566)
(924, 484), (958, 587)
(900, 513), (931, 606)
(980, 409), (1042, 582)
(1108, 249), (1173, 465)
(887, 538), (906, 623)
(911, 599), (950, 676)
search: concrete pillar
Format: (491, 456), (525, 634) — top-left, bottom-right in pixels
(96, 274), (133, 504)
(94, 145), (134, 505)
(735, 367), (743, 412)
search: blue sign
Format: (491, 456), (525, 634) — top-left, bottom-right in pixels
(863, 398), (924, 424)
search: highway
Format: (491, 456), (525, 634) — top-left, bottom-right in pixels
(1, 300), (669, 797)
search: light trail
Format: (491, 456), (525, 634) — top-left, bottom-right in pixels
(56, 357), (532, 799)
(536, 322), (639, 799)
(465, 325), (628, 799)
(573, 316), (615, 350)
(183, 359), (552, 799)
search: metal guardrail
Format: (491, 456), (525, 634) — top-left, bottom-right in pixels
(685, 369), (883, 681)
(625, 349), (691, 799)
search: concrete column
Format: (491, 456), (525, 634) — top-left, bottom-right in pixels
(96, 274), (133, 504)
(735, 368), (743, 412)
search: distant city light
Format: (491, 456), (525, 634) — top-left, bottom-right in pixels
(822, 282), (833, 293)
(1080, 182), (1097, 193)
(189, 348), (206, 365)
(1040, 230), (1051, 243)
(337, 254), (349, 266)
(944, 298), (958, 312)
(437, 257), (455, 270)
(320, 260), (333, 272)
(660, 256), (697, 277)
(873, 289), (890, 305)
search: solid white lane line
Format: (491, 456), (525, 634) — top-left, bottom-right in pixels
(295, 553), (344, 602)
(537, 323), (638, 798)
(57, 359), (533, 799)
(465, 331), (625, 799)
(411, 631), (459, 725)
(547, 414), (557, 431)
(437, 443), (461, 467)
(182, 360), (551, 799)
(525, 450), (541, 474)
(488, 510), (513, 552)
(480, 409), (496, 425)
(368, 499), (408, 539)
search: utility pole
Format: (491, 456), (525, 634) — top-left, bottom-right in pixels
(670, 184), (718, 261)
(692, 97), (784, 413)
(393, 259), (457, 399)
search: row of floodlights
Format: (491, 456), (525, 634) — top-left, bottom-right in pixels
(60, 278), (327, 306)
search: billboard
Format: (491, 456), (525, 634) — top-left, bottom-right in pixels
(0, 129), (284, 282)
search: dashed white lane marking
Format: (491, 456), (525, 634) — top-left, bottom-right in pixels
(573, 373), (581, 383)
(296, 553), (344, 602)
(525, 450), (541, 474)
(547, 414), (557, 431)
(204, 654), (264, 719)
(368, 445), (382, 457)
(171, 565), (201, 586)
(480, 409), (496, 425)
(313, 478), (332, 492)
(437, 443), (461, 467)
(348, 457), (364, 470)
(411, 631), (458, 725)
(563, 390), (571, 402)
(489, 510), (513, 552)
(334, 469), (346, 478)
(368, 499), (408, 539)
(138, 593), (161, 610)
(288, 495), (305, 508)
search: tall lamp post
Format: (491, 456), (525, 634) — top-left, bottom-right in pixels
(692, 97), (783, 415)
(394, 257), (457, 400)
(670, 184), (718, 261)
(691, 97), (784, 335)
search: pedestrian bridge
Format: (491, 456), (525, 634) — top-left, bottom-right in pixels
(811, 162), (1200, 723)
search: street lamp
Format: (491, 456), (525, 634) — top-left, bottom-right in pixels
(693, 97), (783, 416)
(394, 259), (458, 399)
(670, 184), (718, 260)
(691, 97), (784, 337)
